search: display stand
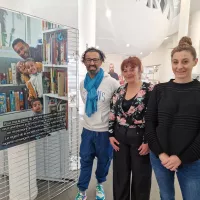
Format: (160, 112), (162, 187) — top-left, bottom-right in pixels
(0, 7), (79, 200)
(8, 142), (38, 200)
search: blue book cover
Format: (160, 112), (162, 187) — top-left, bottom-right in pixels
(0, 93), (6, 114)
(19, 91), (24, 110)
(9, 90), (16, 112)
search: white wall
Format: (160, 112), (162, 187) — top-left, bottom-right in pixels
(142, 24), (200, 83)
(142, 34), (178, 83)
(142, 46), (165, 67)
(102, 54), (126, 75)
(0, 0), (78, 28)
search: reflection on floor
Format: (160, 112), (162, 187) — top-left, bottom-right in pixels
(54, 161), (182, 200)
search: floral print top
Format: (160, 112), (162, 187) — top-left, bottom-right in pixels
(109, 82), (154, 139)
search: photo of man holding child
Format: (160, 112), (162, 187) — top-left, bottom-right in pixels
(12, 38), (43, 104)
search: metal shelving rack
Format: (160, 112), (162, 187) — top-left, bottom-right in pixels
(35, 26), (80, 199)
(0, 8), (79, 200)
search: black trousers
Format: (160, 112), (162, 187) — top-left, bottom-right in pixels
(113, 125), (152, 200)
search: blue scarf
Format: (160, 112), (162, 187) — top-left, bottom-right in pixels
(84, 68), (104, 117)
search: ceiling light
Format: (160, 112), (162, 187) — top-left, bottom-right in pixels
(106, 9), (112, 18)
(140, 52), (143, 55)
(164, 37), (169, 40)
(126, 44), (130, 47)
(96, 46), (99, 49)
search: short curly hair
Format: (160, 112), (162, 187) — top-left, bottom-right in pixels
(81, 47), (106, 63)
(121, 56), (142, 72)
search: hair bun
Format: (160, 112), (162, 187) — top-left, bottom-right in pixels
(178, 36), (192, 46)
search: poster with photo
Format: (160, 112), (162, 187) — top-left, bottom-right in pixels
(0, 8), (69, 116)
(0, 9), (44, 114)
(11, 16), (43, 103)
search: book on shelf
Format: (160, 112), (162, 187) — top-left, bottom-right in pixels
(15, 92), (20, 111)
(6, 97), (10, 112)
(49, 68), (68, 96)
(42, 72), (51, 94)
(0, 93), (7, 114)
(43, 30), (68, 65)
(8, 68), (12, 84)
(0, 63), (21, 85)
(0, 73), (7, 84)
(11, 63), (17, 85)
(48, 104), (57, 113)
(50, 68), (56, 94)
(0, 88), (30, 114)
(64, 68), (68, 96)
(48, 97), (58, 105)
(9, 90), (15, 112)
(22, 88), (29, 110)
(6, 72), (9, 84)
(58, 102), (68, 129)
(42, 21), (60, 31)
(59, 103), (66, 111)
(19, 92), (24, 110)
(48, 98), (67, 112)
(58, 71), (65, 96)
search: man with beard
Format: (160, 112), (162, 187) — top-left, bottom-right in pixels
(108, 63), (119, 80)
(12, 38), (43, 62)
(75, 47), (119, 200)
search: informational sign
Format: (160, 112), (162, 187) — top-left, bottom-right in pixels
(0, 111), (66, 150)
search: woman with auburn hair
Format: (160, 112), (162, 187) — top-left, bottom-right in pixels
(146, 36), (200, 200)
(109, 56), (153, 200)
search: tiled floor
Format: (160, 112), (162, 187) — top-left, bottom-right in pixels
(54, 160), (182, 200)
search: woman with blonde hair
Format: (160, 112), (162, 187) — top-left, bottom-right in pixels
(146, 36), (200, 200)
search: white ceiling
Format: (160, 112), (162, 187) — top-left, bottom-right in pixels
(1, 0), (200, 57)
(0, 0), (78, 28)
(96, 0), (200, 57)
(96, 0), (181, 57)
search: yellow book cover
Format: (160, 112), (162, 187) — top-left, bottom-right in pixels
(8, 68), (12, 84)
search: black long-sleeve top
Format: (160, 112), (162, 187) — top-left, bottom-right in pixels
(109, 82), (154, 142)
(146, 79), (200, 164)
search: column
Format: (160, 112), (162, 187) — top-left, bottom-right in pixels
(78, 0), (96, 115)
(177, 0), (191, 41)
(190, 11), (200, 74)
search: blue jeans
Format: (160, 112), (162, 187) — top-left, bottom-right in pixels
(77, 128), (113, 191)
(150, 152), (200, 200)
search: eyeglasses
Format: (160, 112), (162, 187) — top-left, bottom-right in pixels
(85, 58), (101, 64)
